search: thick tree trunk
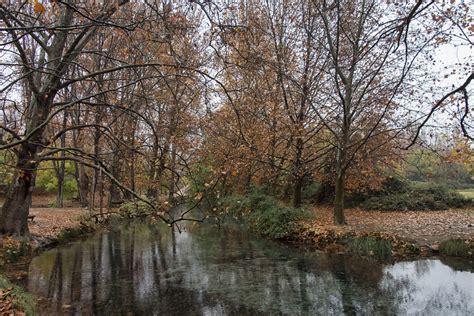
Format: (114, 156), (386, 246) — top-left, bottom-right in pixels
(0, 149), (37, 235)
(0, 96), (50, 235)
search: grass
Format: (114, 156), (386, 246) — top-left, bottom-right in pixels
(457, 188), (474, 200)
(439, 239), (470, 257)
(347, 236), (392, 258)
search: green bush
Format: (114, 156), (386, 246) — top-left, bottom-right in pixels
(302, 182), (321, 202)
(220, 189), (308, 239)
(439, 239), (470, 257)
(361, 182), (472, 211)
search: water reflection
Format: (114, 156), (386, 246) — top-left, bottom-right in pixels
(27, 223), (474, 315)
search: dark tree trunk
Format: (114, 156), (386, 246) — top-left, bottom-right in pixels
(293, 137), (304, 208)
(56, 161), (65, 208)
(293, 177), (303, 208)
(167, 147), (177, 205)
(0, 96), (50, 235)
(147, 135), (161, 199)
(0, 148), (37, 235)
(74, 163), (89, 207)
(108, 155), (122, 207)
(90, 112), (102, 212)
(56, 111), (68, 208)
(124, 127), (136, 201)
(71, 106), (89, 207)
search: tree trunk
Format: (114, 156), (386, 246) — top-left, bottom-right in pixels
(0, 149), (37, 235)
(293, 177), (303, 208)
(108, 155), (122, 207)
(293, 137), (304, 208)
(147, 136), (160, 199)
(74, 162), (89, 207)
(0, 96), (50, 235)
(71, 106), (89, 207)
(56, 111), (68, 208)
(167, 146), (177, 205)
(89, 113), (102, 212)
(56, 162), (65, 208)
(124, 126), (136, 200)
(333, 164), (346, 225)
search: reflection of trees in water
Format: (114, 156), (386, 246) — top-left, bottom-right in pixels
(439, 256), (474, 273)
(26, 224), (474, 315)
(414, 259), (431, 277)
(380, 260), (474, 315)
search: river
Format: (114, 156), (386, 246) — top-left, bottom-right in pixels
(26, 222), (474, 315)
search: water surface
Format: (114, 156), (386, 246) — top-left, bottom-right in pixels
(27, 222), (474, 315)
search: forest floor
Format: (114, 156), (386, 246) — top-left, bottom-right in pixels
(0, 196), (87, 240)
(28, 208), (86, 240)
(308, 206), (474, 245)
(296, 206), (474, 258)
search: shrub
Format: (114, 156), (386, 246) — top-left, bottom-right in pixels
(0, 239), (31, 268)
(347, 236), (392, 258)
(439, 239), (470, 257)
(302, 182), (321, 202)
(361, 182), (472, 211)
(220, 189), (308, 239)
(0, 275), (36, 315)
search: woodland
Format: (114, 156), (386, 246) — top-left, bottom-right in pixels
(0, 0), (472, 237)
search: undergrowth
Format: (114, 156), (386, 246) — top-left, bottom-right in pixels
(0, 275), (36, 315)
(347, 236), (392, 258)
(220, 189), (308, 239)
(439, 239), (470, 257)
(361, 182), (472, 211)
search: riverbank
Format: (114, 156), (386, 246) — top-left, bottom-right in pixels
(0, 207), (87, 272)
(1, 205), (473, 313)
(293, 207), (474, 258)
(0, 208), (90, 314)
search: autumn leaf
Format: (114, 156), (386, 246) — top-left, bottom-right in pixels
(34, 0), (46, 14)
